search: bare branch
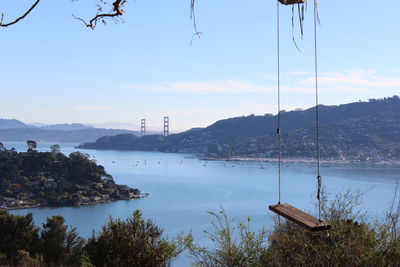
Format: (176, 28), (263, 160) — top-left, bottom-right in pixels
(73, 0), (127, 29)
(0, 0), (41, 27)
(190, 0), (202, 45)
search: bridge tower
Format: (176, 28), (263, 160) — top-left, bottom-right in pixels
(163, 117), (169, 136)
(141, 119), (146, 136)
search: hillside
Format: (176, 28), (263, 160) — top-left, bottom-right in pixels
(78, 96), (400, 161)
(40, 123), (92, 131)
(0, 119), (30, 129)
(0, 119), (138, 143)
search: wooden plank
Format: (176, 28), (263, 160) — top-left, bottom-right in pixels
(269, 203), (331, 231)
(278, 0), (307, 5)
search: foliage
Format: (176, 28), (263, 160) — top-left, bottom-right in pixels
(40, 216), (86, 266)
(264, 187), (400, 266)
(372, 183), (400, 266)
(1, 188), (400, 266)
(85, 210), (180, 267)
(181, 188), (400, 266)
(0, 211), (88, 266)
(178, 208), (269, 267)
(265, 192), (377, 266)
(0, 210), (41, 266)
(50, 144), (61, 155)
(66, 152), (107, 184)
(0, 142), (5, 151)
(27, 140), (37, 152)
(0, 147), (108, 187)
(0, 210), (177, 266)
(0, 146), (139, 209)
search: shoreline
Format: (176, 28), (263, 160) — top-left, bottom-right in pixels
(1, 193), (149, 211)
(200, 156), (400, 166)
(74, 145), (400, 166)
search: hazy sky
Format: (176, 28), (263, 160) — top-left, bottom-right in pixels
(1, 0), (399, 131)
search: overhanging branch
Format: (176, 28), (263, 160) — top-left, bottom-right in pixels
(190, 0), (202, 45)
(0, 0), (41, 27)
(73, 0), (127, 29)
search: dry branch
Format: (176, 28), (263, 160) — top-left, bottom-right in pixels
(73, 0), (127, 29)
(0, 0), (41, 27)
(190, 0), (202, 45)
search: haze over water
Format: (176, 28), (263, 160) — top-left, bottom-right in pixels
(7, 142), (400, 266)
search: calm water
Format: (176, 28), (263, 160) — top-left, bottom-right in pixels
(6, 142), (400, 266)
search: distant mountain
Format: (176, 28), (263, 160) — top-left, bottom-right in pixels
(90, 122), (163, 133)
(90, 122), (140, 131)
(40, 123), (92, 131)
(0, 119), (31, 129)
(0, 128), (138, 143)
(78, 96), (400, 161)
(0, 119), (139, 143)
(28, 122), (50, 127)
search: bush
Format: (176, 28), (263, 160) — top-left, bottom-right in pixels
(85, 210), (180, 267)
(265, 188), (378, 266)
(182, 188), (400, 266)
(178, 208), (269, 267)
(372, 185), (400, 266)
(265, 217), (377, 266)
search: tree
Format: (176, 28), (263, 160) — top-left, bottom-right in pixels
(26, 140), (37, 152)
(67, 152), (108, 183)
(85, 210), (180, 267)
(0, 210), (41, 265)
(40, 216), (85, 266)
(50, 144), (61, 155)
(0, 142), (5, 151)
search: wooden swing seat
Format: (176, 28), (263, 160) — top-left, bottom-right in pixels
(269, 203), (331, 231)
(278, 0), (307, 5)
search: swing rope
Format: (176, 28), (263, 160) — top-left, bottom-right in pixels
(276, 0), (282, 205)
(271, 0), (330, 231)
(275, 0), (322, 221)
(313, 0), (322, 221)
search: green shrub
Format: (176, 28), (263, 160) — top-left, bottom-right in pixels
(85, 210), (180, 267)
(178, 208), (269, 267)
(182, 188), (400, 267)
(264, 189), (378, 266)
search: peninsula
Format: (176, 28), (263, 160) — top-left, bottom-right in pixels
(0, 143), (145, 210)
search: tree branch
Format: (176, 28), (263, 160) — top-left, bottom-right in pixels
(0, 0), (41, 27)
(190, 0), (202, 45)
(73, 0), (127, 29)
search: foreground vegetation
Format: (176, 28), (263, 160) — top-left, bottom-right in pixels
(180, 189), (400, 266)
(0, 142), (143, 210)
(1, 188), (399, 266)
(0, 210), (179, 267)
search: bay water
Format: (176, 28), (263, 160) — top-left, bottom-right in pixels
(5, 142), (400, 266)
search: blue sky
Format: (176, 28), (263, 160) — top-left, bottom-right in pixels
(1, 0), (399, 131)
